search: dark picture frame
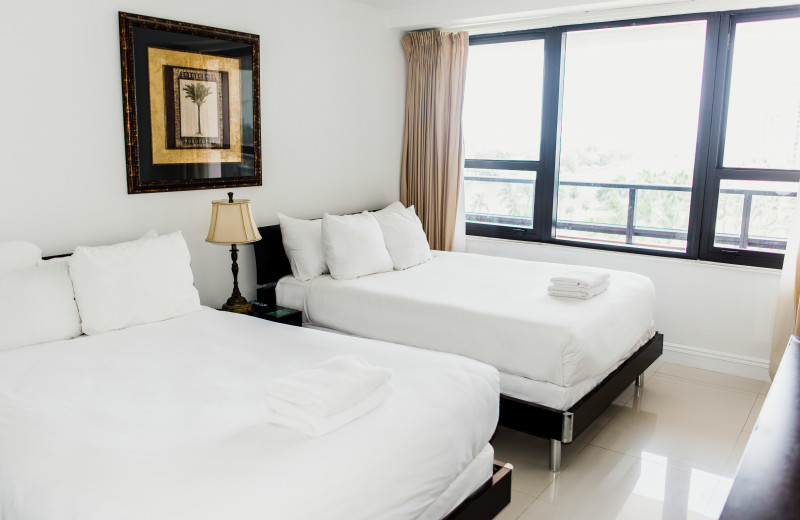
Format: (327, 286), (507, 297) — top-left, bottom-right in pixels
(119, 12), (261, 194)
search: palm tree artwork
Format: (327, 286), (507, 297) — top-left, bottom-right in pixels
(182, 83), (212, 136)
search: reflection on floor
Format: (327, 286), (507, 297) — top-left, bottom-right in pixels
(492, 361), (770, 520)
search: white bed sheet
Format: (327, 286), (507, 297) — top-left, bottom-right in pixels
(277, 251), (655, 409)
(0, 307), (499, 520)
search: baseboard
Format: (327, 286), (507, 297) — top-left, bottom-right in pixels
(661, 342), (770, 381)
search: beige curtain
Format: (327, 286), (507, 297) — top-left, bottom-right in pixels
(769, 183), (800, 378)
(400, 29), (469, 251)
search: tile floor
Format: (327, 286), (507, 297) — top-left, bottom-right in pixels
(491, 361), (770, 520)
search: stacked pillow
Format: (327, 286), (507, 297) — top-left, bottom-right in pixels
(371, 206), (432, 271)
(0, 230), (202, 351)
(278, 202), (432, 281)
(0, 242), (82, 351)
(322, 212), (393, 280)
(0, 241), (43, 271)
(277, 213), (328, 281)
(69, 231), (201, 335)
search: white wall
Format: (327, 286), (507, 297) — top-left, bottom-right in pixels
(0, 0), (405, 306)
(467, 237), (778, 380)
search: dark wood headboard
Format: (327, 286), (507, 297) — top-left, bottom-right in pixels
(253, 224), (291, 286)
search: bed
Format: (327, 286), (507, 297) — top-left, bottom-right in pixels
(0, 235), (510, 520)
(254, 220), (663, 471)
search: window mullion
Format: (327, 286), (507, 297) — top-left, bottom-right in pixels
(538, 29), (565, 243)
(685, 14), (725, 260)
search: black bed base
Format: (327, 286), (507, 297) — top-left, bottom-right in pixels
(444, 461), (513, 520)
(498, 333), (663, 471)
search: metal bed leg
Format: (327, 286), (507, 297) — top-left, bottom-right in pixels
(635, 373), (644, 387)
(549, 439), (562, 472)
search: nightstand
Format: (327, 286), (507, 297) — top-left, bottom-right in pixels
(249, 302), (303, 327)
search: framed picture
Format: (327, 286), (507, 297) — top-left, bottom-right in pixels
(119, 12), (261, 194)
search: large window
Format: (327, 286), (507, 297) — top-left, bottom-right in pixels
(463, 7), (800, 268)
(463, 38), (544, 231)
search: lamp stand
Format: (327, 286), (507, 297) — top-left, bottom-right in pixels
(221, 243), (252, 313)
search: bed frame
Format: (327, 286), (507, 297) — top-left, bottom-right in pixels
(445, 461), (513, 520)
(252, 223), (663, 472)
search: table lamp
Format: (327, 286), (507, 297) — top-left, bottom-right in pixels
(206, 192), (262, 313)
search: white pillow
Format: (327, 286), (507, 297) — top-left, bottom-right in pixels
(322, 212), (393, 280)
(373, 206), (432, 270)
(139, 229), (158, 240)
(376, 201), (406, 214)
(0, 261), (82, 351)
(278, 213), (329, 281)
(68, 231), (200, 335)
(0, 241), (42, 271)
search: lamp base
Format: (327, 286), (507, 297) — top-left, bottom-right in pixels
(221, 295), (252, 314)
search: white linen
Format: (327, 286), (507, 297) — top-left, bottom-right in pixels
(68, 231), (201, 335)
(420, 443), (494, 520)
(550, 270), (610, 288)
(322, 212), (393, 280)
(294, 320), (655, 410)
(376, 201), (406, 214)
(277, 251), (655, 391)
(0, 307), (498, 520)
(0, 241), (41, 270)
(373, 206), (432, 270)
(0, 261), (82, 351)
(265, 383), (393, 436)
(548, 279), (610, 299)
(278, 213), (329, 281)
(264, 355), (392, 416)
(499, 322), (656, 408)
(277, 274), (311, 313)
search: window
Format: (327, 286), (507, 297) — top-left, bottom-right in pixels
(700, 13), (800, 264)
(464, 7), (800, 268)
(555, 21), (706, 252)
(722, 18), (800, 171)
(463, 37), (544, 232)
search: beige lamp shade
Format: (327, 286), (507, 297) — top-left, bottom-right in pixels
(206, 196), (262, 245)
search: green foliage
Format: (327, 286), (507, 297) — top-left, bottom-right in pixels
(182, 83), (212, 135)
(559, 145), (631, 177)
(182, 83), (211, 106)
(500, 183), (533, 217)
(467, 156), (792, 251)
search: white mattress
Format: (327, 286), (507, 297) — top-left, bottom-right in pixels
(278, 251), (656, 409)
(0, 307), (499, 520)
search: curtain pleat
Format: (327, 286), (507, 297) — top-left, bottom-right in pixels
(400, 29), (468, 251)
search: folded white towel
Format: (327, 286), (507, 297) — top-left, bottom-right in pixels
(548, 279), (610, 299)
(264, 356), (392, 417)
(550, 270), (610, 289)
(265, 383), (393, 436)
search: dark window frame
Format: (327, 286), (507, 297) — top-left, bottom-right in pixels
(464, 5), (800, 269)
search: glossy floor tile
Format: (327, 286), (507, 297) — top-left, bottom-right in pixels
(490, 362), (764, 520)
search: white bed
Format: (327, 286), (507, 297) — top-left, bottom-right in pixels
(0, 235), (505, 520)
(0, 307), (499, 520)
(277, 251), (656, 411)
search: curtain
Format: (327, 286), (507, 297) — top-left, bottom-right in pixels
(769, 184), (800, 378)
(400, 29), (469, 251)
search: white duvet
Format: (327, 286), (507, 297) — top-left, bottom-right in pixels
(279, 251), (655, 392)
(0, 307), (499, 520)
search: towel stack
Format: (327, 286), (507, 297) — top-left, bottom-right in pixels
(548, 270), (610, 299)
(264, 356), (392, 436)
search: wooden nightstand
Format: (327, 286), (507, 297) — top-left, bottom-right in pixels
(249, 302), (302, 327)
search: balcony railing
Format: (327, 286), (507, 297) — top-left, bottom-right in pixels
(464, 176), (796, 251)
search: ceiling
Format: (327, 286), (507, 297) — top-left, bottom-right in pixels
(350, 0), (797, 30)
